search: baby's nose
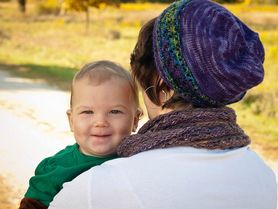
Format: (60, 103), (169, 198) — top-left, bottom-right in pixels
(93, 114), (108, 127)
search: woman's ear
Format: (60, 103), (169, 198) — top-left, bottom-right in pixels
(66, 109), (74, 132)
(159, 89), (174, 105)
(132, 108), (143, 132)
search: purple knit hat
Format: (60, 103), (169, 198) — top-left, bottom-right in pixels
(153, 0), (264, 107)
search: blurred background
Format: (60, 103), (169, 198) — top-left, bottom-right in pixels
(0, 0), (277, 208)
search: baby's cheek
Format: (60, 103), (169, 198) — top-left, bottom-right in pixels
(118, 121), (134, 136)
(74, 120), (91, 135)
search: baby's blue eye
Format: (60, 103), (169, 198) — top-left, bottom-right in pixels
(110, 110), (123, 114)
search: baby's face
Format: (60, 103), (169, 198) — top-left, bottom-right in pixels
(67, 77), (138, 157)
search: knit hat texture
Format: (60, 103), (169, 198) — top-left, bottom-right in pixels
(153, 0), (265, 107)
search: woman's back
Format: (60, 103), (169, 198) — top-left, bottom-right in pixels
(50, 147), (277, 209)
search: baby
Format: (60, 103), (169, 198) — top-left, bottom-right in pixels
(19, 60), (141, 209)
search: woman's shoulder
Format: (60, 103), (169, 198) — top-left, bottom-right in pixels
(93, 146), (274, 178)
(72, 146), (274, 181)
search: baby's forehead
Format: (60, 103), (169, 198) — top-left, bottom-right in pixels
(72, 77), (137, 109)
(74, 73), (130, 87)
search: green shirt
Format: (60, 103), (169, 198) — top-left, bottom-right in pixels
(25, 143), (118, 207)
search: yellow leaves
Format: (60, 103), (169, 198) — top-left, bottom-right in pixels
(98, 3), (107, 9)
(63, 0), (88, 12)
(63, 0), (119, 12)
(120, 3), (164, 11)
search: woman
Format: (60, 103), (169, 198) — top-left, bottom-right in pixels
(49, 0), (277, 208)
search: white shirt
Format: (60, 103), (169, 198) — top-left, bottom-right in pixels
(49, 146), (277, 209)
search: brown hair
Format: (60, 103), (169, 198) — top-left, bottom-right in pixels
(70, 60), (140, 110)
(130, 18), (189, 109)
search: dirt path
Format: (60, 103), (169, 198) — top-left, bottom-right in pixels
(0, 69), (277, 208)
(0, 70), (75, 207)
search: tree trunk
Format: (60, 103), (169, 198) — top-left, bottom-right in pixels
(18, 0), (26, 13)
(85, 8), (90, 33)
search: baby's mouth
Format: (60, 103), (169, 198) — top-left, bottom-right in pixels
(91, 134), (112, 141)
(93, 134), (110, 137)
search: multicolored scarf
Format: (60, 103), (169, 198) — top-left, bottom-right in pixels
(117, 107), (250, 157)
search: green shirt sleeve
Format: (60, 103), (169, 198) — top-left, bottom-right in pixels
(25, 156), (61, 206)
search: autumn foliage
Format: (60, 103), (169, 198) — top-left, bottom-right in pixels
(63, 0), (120, 12)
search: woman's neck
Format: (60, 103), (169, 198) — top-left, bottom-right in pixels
(158, 103), (192, 116)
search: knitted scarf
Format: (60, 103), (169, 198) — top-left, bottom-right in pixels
(117, 107), (250, 157)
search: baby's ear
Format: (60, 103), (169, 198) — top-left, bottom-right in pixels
(66, 109), (74, 132)
(132, 108), (143, 132)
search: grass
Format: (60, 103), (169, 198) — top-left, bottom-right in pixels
(0, 1), (277, 161)
(0, 63), (75, 90)
(231, 102), (278, 159)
